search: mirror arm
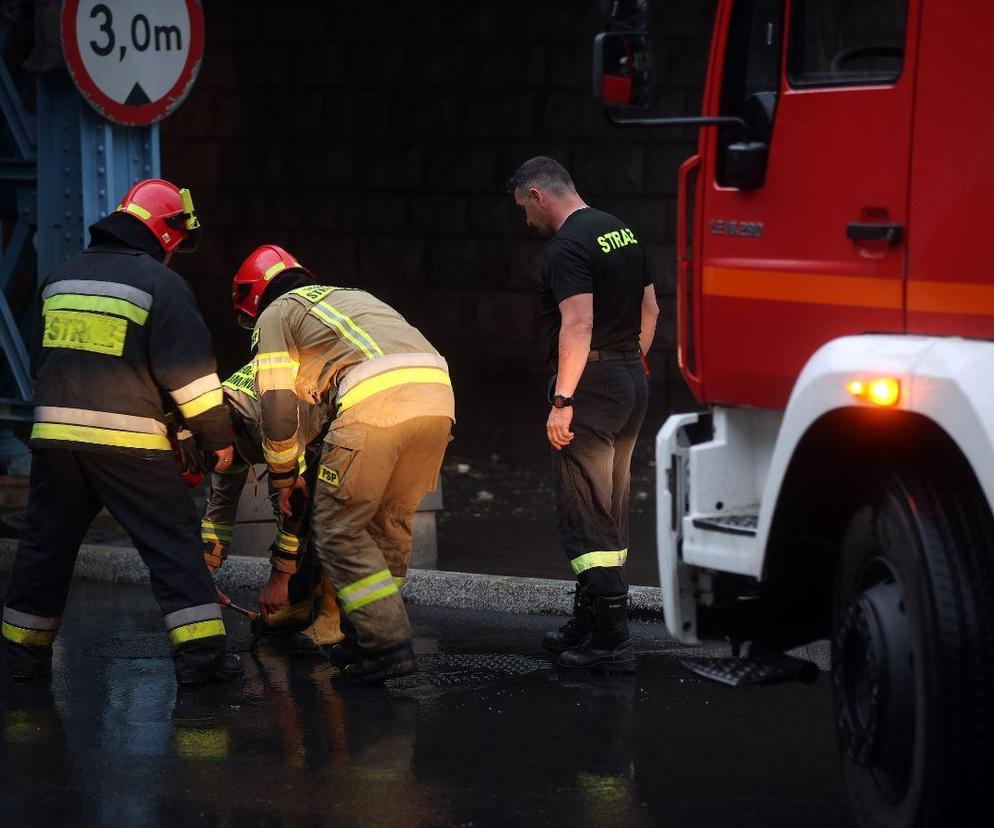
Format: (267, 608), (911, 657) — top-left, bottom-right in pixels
(607, 111), (749, 132)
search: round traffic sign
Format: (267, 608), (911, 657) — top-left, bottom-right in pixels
(61, 0), (205, 126)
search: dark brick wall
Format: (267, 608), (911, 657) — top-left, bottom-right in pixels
(162, 0), (715, 412)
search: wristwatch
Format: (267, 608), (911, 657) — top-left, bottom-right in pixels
(552, 394), (573, 409)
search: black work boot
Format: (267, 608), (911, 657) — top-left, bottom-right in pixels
(3, 641), (53, 681)
(543, 587), (595, 653)
(174, 640), (245, 688)
(328, 610), (363, 665)
(557, 594), (636, 674)
(343, 643), (418, 685)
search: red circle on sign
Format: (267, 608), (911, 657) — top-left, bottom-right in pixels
(61, 0), (205, 127)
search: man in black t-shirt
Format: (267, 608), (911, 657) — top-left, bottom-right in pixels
(508, 156), (658, 674)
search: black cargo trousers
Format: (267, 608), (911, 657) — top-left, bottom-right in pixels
(552, 350), (648, 597)
(3, 449), (226, 668)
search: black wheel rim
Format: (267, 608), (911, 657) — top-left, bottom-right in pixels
(834, 558), (916, 802)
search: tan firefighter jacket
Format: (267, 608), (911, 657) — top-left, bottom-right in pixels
(251, 285), (454, 488)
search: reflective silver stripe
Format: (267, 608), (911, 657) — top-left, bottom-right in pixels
(3, 606), (59, 630)
(170, 373), (222, 405)
(176, 428), (193, 440)
(43, 279), (153, 310)
(337, 352), (449, 399)
(34, 406), (167, 435)
(163, 603), (223, 631)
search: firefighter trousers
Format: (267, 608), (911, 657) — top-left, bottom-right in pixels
(2, 449), (226, 662)
(311, 415), (452, 652)
(553, 353), (648, 596)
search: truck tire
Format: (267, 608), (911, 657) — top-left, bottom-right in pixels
(832, 468), (994, 828)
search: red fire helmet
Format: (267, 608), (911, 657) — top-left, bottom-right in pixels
(117, 178), (201, 253)
(232, 244), (313, 323)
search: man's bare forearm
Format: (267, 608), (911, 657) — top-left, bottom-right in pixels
(639, 308), (657, 356)
(555, 321), (592, 396)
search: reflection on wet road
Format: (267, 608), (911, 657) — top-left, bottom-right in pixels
(0, 580), (852, 826)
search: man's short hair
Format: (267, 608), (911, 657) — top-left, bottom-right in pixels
(506, 156), (576, 197)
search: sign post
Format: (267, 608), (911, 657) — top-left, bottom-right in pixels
(61, 0), (205, 127)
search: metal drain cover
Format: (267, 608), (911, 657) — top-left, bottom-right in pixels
(86, 631), (253, 659)
(389, 652), (546, 688)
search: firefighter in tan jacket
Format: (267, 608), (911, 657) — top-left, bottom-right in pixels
(200, 362), (342, 654)
(232, 245), (454, 685)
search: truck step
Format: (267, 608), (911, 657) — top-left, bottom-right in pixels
(692, 513), (758, 536)
(680, 653), (819, 687)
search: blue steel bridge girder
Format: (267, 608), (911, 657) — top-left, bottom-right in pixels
(0, 24), (160, 459)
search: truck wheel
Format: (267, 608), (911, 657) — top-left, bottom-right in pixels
(832, 469), (994, 828)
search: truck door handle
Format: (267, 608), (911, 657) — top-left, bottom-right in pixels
(846, 222), (904, 245)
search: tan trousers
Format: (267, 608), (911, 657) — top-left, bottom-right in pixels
(312, 415), (451, 651)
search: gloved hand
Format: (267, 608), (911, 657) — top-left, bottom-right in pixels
(203, 540), (227, 573)
(174, 428), (212, 475)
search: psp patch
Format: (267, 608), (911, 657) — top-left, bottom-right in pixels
(318, 465), (340, 486)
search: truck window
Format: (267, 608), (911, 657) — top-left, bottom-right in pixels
(789, 0), (907, 88)
(716, 0), (785, 186)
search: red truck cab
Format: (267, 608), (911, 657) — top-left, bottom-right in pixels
(596, 2), (994, 826)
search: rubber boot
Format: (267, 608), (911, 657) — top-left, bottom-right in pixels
(557, 594), (636, 674)
(3, 641), (53, 681)
(543, 586), (594, 653)
(174, 639), (245, 688)
(289, 577), (344, 655)
(343, 643), (418, 685)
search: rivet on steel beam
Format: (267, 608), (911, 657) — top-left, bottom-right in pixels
(97, 146), (104, 153)
(98, 189), (106, 197)
(98, 167), (105, 175)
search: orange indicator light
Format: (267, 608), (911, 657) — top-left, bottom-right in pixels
(847, 377), (900, 407)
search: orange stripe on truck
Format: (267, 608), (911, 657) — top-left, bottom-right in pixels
(906, 280), (994, 316)
(702, 266), (903, 310)
(704, 267), (994, 317)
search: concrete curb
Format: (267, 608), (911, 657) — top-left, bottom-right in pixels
(0, 539), (665, 621)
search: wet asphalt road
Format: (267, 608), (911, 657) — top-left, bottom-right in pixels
(0, 579), (853, 827)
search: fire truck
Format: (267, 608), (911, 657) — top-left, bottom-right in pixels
(596, 1), (993, 824)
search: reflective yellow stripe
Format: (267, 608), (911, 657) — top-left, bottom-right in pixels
(337, 367), (451, 411)
(178, 389), (224, 420)
(394, 576), (405, 588)
(344, 584), (398, 613)
(264, 261), (287, 279)
(200, 522), (233, 543)
(571, 549), (628, 575)
(264, 443), (298, 465)
(309, 302), (383, 359)
(339, 569), (399, 613)
(275, 531), (299, 553)
(124, 202), (151, 220)
(254, 351), (298, 369)
(298, 452), (307, 474)
(168, 619), (226, 646)
(2, 621), (56, 647)
(43, 294), (148, 325)
(31, 422), (171, 450)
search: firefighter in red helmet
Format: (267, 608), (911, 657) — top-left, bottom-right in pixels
(233, 245), (454, 685)
(2, 178), (242, 687)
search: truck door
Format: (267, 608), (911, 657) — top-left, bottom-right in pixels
(689, 0), (916, 408)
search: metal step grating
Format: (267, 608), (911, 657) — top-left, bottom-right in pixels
(692, 513), (759, 537)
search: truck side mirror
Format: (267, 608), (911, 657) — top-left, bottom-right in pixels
(593, 32), (653, 108)
(724, 142), (770, 190)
